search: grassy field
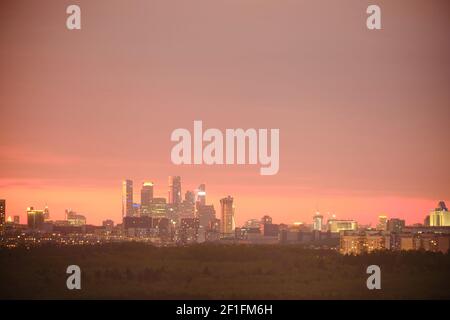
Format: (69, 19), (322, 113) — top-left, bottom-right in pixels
(0, 243), (449, 299)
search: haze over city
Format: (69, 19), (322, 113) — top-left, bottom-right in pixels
(1, 0), (449, 226)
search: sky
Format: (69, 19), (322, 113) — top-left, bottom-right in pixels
(1, 0), (449, 226)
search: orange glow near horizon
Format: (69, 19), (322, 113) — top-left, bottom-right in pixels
(0, 176), (447, 227)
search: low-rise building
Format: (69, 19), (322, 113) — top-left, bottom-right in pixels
(340, 231), (390, 255)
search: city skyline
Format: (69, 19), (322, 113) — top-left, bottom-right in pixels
(1, 175), (448, 227)
(2, 191), (449, 254)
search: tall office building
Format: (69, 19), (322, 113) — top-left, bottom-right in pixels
(150, 198), (167, 218)
(220, 196), (235, 237)
(313, 212), (323, 231)
(196, 184), (206, 206)
(180, 199), (195, 219)
(43, 205), (50, 220)
(122, 179), (133, 218)
(27, 206), (45, 230)
(0, 199), (5, 235)
(168, 176), (182, 205)
(198, 204), (216, 229)
(261, 215), (272, 225)
(141, 182), (154, 215)
(377, 215), (388, 231)
(185, 190), (196, 204)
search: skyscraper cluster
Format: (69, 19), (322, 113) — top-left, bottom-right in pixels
(120, 177), (236, 242)
(1, 188), (449, 253)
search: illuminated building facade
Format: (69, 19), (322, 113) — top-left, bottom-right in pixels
(196, 184), (206, 207)
(377, 215), (388, 231)
(429, 201), (450, 226)
(150, 198), (167, 218)
(122, 179), (133, 217)
(220, 196), (235, 237)
(65, 209), (87, 226)
(43, 205), (50, 220)
(179, 218), (200, 244)
(140, 181), (154, 215)
(399, 232), (450, 253)
(0, 199), (5, 236)
(340, 231), (390, 255)
(168, 176), (182, 205)
(313, 212), (323, 231)
(179, 199), (195, 219)
(327, 219), (358, 233)
(27, 206), (45, 230)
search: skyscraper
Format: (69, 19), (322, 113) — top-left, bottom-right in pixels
(377, 215), (388, 231)
(179, 200), (195, 219)
(141, 181), (154, 215)
(168, 176), (182, 205)
(122, 180), (133, 218)
(27, 206), (44, 230)
(261, 215), (272, 225)
(198, 204), (216, 229)
(0, 199), (5, 235)
(43, 205), (50, 220)
(196, 184), (206, 206)
(180, 190), (196, 219)
(313, 212), (323, 231)
(185, 190), (195, 204)
(150, 198), (167, 218)
(220, 196), (235, 237)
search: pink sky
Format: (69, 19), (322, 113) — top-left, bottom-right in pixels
(1, 0), (449, 226)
